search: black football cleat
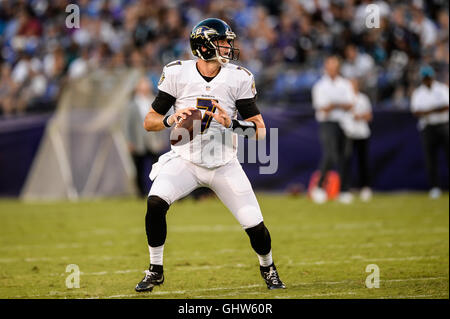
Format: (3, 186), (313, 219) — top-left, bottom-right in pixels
(135, 264), (164, 292)
(260, 264), (286, 290)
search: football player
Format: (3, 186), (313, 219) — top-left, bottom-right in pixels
(135, 18), (285, 292)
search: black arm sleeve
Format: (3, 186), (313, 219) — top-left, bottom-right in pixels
(235, 97), (260, 119)
(151, 90), (176, 115)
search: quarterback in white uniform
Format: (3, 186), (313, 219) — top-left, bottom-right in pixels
(135, 18), (285, 292)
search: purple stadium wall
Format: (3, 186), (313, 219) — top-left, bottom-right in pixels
(0, 109), (448, 197)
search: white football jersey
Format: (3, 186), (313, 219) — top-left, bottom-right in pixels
(157, 59), (257, 168)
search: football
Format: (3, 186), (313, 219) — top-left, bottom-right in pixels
(170, 109), (202, 146)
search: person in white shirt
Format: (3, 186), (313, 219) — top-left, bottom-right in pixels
(340, 79), (373, 202)
(134, 18), (285, 292)
(410, 66), (449, 199)
(341, 44), (375, 80)
(411, 7), (438, 49)
(311, 55), (355, 204)
(68, 47), (90, 79)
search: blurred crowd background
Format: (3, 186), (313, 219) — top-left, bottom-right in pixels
(0, 0), (449, 117)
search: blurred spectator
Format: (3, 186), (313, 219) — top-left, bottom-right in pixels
(341, 44), (375, 80)
(0, 0), (448, 117)
(434, 10), (449, 85)
(126, 76), (169, 197)
(311, 55), (355, 204)
(341, 43), (377, 100)
(410, 66), (449, 199)
(410, 5), (438, 49)
(436, 9), (449, 44)
(11, 51), (41, 84)
(10, 51), (48, 114)
(341, 78), (373, 202)
(0, 63), (16, 116)
(15, 5), (42, 38)
(68, 46), (90, 79)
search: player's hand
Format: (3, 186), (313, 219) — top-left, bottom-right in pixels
(206, 101), (231, 128)
(169, 107), (197, 125)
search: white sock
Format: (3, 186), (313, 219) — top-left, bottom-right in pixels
(149, 244), (164, 266)
(257, 250), (273, 267)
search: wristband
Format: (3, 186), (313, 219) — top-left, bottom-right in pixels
(230, 119), (257, 138)
(162, 115), (172, 128)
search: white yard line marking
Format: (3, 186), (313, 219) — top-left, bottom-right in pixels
(29, 256), (445, 277)
(286, 276), (448, 287)
(381, 277), (447, 283)
(193, 292), (263, 298)
(104, 284), (263, 299)
(10, 276), (448, 299)
(114, 270), (137, 274)
(0, 258), (17, 263)
(63, 269), (142, 276)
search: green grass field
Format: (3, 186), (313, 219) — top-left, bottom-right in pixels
(0, 193), (448, 299)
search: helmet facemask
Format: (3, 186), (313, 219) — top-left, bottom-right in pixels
(211, 32), (240, 64)
(196, 30), (239, 64)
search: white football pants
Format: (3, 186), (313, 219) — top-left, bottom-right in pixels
(149, 157), (263, 229)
